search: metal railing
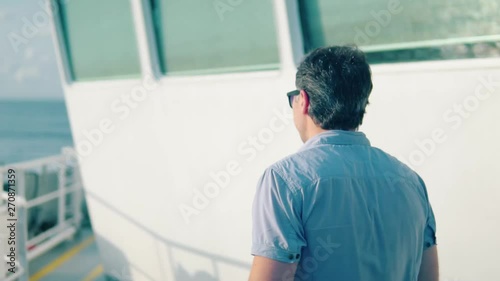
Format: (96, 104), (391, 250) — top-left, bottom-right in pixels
(0, 148), (84, 281)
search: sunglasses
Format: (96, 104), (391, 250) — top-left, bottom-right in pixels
(286, 90), (300, 108)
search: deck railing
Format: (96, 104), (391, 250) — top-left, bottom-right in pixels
(0, 148), (84, 281)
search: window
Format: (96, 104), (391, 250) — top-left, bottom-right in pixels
(149, 0), (280, 75)
(57, 0), (141, 81)
(298, 0), (500, 63)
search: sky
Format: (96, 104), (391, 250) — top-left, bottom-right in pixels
(0, 1), (63, 100)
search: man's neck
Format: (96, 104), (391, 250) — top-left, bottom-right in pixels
(302, 127), (359, 143)
(302, 127), (328, 143)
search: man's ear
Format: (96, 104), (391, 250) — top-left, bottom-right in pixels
(300, 90), (310, 114)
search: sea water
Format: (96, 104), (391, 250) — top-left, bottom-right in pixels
(0, 100), (74, 165)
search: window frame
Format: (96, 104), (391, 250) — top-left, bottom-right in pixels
(297, 0), (500, 65)
(143, 0), (284, 77)
(52, 0), (143, 82)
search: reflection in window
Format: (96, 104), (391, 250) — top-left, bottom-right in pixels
(57, 0), (141, 80)
(298, 0), (500, 63)
(367, 42), (500, 63)
(149, 0), (280, 75)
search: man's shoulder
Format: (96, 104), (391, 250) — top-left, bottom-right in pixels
(276, 145), (421, 182)
(263, 149), (328, 188)
(268, 149), (314, 173)
(256, 151), (309, 191)
(263, 145), (425, 193)
(369, 146), (424, 184)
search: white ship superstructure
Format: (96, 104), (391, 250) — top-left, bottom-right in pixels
(8, 0), (497, 280)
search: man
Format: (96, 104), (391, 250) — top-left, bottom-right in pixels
(249, 46), (438, 281)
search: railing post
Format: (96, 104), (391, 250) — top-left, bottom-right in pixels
(57, 162), (66, 228)
(64, 148), (82, 230)
(74, 166), (82, 229)
(0, 170), (5, 279)
(17, 169), (29, 281)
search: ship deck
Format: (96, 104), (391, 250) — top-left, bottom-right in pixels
(28, 226), (104, 281)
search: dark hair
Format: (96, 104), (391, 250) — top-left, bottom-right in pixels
(295, 45), (373, 130)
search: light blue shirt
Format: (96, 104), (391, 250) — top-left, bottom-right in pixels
(251, 130), (437, 281)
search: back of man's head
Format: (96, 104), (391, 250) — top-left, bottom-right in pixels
(296, 46), (373, 131)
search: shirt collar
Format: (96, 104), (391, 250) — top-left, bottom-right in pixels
(299, 130), (371, 152)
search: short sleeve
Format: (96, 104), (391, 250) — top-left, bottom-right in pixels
(419, 176), (437, 250)
(424, 203), (437, 250)
(251, 167), (306, 263)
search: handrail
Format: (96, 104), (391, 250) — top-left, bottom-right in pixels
(0, 155), (65, 173)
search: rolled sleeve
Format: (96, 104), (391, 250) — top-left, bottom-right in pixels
(251, 167), (306, 263)
(419, 176), (437, 250)
(424, 204), (437, 249)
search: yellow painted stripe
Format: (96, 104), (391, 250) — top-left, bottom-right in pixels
(82, 264), (104, 281)
(29, 236), (95, 281)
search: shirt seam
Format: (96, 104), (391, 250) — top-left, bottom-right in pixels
(271, 167), (302, 195)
